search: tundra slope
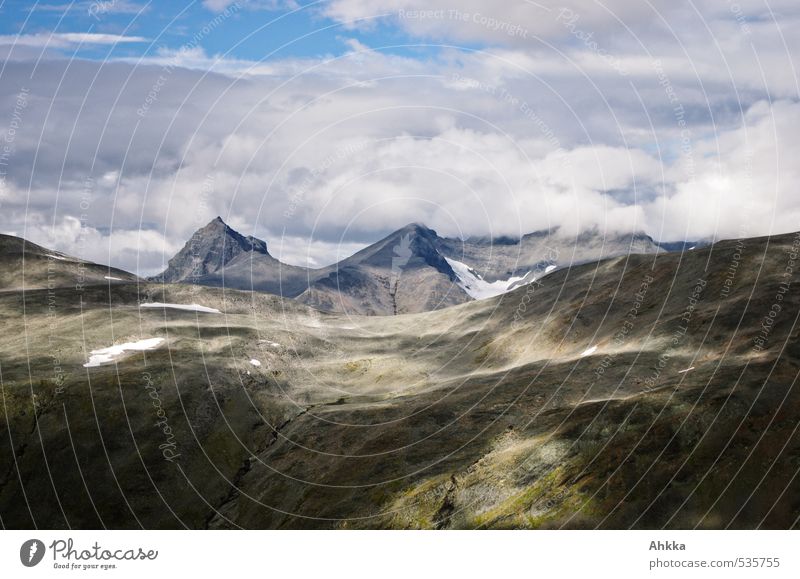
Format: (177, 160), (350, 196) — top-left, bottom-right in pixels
(0, 234), (138, 291)
(0, 231), (798, 529)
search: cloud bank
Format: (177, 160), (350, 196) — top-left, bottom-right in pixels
(0, 1), (798, 275)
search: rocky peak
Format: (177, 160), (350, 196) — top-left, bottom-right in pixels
(154, 217), (270, 282)
(339, 222), (453, 278)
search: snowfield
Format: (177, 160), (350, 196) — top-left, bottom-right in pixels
(445, 258), (559, 300)
(139, 302), (221, 314)
(581, 345), (598, 357)
(84, 338), (164, 367)
(445, 257), (531, 300)
(249, 359), (262, 367)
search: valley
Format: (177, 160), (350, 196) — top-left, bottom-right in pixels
(0, 230), (797, 528)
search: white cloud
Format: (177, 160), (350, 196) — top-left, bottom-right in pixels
(203, 0), (240, 11)
(323, 0), (693, 44)
(9, 214), (180, 276)
(267, 235), (367, 268)
(35, 1), (147, 15)
(203, 0), (295, 12)
(646, 100), (800, 242)
(0, 33), (148, 48)
(322, 0), (800, 98)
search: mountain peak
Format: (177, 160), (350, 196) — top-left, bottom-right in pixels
(153, 218), (269, 282)
(398, 222), (435, 235)
(391, 223), (442, 244)
(333, 221), (453, 280)
(199, 217), (267, 250)
(203, 216), (231, 231)
(199, 216), (228, 230)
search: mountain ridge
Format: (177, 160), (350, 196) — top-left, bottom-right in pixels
(149, 217), (699, 315)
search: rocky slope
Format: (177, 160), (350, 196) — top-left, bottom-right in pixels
(1, 230), (798, 529)
(297, 223), (471, 315)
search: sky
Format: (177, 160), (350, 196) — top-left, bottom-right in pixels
(0, 0), (799, 275)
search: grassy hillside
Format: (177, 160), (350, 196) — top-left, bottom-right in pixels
(1, 232), (798, 528)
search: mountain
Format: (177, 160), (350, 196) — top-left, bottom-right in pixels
(0, 234), (138, 291)
(297, 223), (470, 315)
(153, 218), (681, 316)
(153, 216), (313, 297)
(1, 230), (798, 529)
(156, 216), (268, 282)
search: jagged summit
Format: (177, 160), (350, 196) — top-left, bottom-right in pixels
(154, 217), (269, 283)
(202, 216), (269, 254)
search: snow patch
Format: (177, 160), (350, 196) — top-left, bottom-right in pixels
(544, 265), (557, 274)
(249, 359), (262, 367)
(140, 302), (221, 314)
(258, 340), (282, 348)
(445, 257), (532, 300)
(45, 254), (68, 261)
(84, 338), (164, 367)
(678, 366), (695, 374)
(581, 345), (598, 357)
(104, 276), (124, 281)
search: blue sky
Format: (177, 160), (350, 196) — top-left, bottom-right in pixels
(0, 1), (441, 61)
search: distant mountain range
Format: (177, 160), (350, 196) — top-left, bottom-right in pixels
(0, 219), (698, 316)
(151, 217), (687, 315)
